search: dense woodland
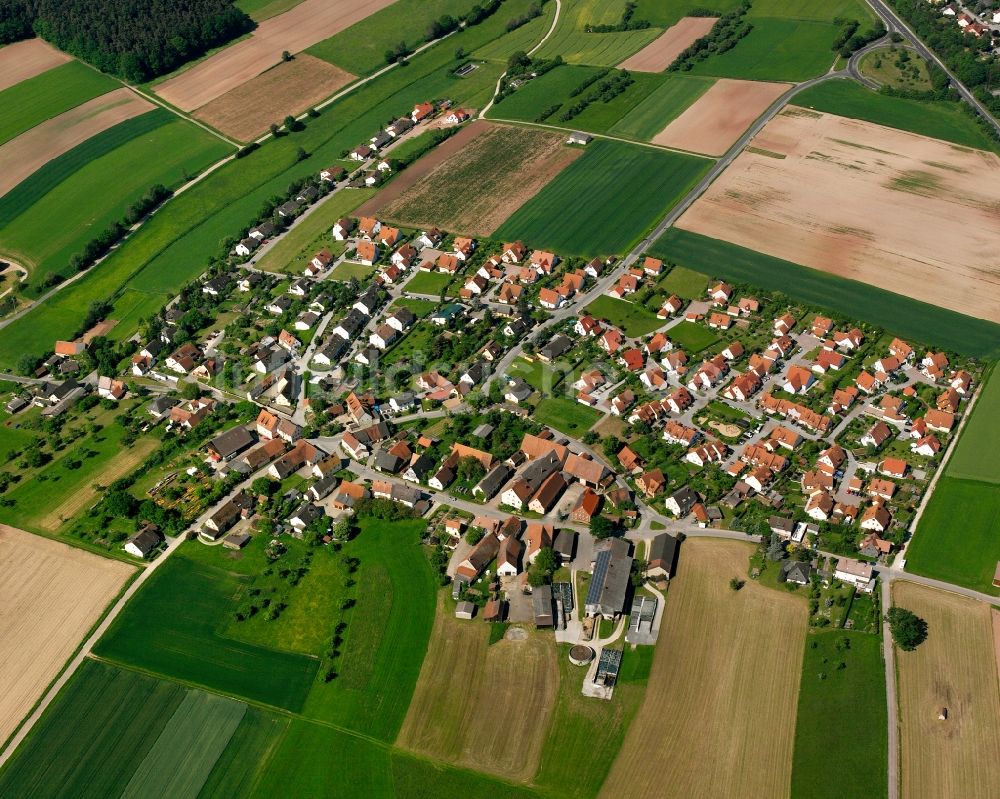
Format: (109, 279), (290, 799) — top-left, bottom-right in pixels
(0, 0), (254, 81)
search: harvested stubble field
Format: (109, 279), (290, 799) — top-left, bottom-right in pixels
(359, 121), (579, 235)
(0, 88), (153, 197)
(618, 16), (718, 73)
(398, 599), (559, 782)
(599, 538), (807, 799)
(155, 0), (394, 111)
(0, 525), (133, 746)
(0, 38), (70, 92)
(677, 108), (1000, 324)
(194, 55), (354, 142)
(893, 581), (1000, 799)
(652, 78), (788, 156)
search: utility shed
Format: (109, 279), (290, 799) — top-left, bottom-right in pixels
(455, 601), (476, 620)
(533, 585), (554, 628)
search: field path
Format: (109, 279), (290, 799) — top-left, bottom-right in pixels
(0, 532), (184, 768)
(0, 88), (154, 196)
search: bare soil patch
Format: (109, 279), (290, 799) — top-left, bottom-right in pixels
(155, 0), (394, 111)
(194, 55), (353, 141)
(0, 88), (153, 197)
(0, 39), (71, 92)
(618, 17), (718, 72)
(0, 524), (133, 745)
(676, 108), (1000, 323)
(652, 78), (789, 156)
(397, 594), (559, 782)
(600, 538), (807, 799)
(359, 121), (580, 235)
(894, 581), (1000, 799)
(81, 319), (118, 342)
(38, 438), (158, 531)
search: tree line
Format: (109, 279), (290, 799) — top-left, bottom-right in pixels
(0, 0), (255, 82)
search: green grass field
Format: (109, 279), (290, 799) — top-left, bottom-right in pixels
(534, 644), (647, 798)
(307, 0), (484, 75)
(0, 60), (120, 147)
(858, 47), (933, 92)
(510, 356), (558, 392)
(94, 552), (321, 710)
(254, 188), (375, 273)
(534, 397), (602, 436)
(658, 264), (707, 300)
(904, 478), (1000, 597)
(119, 690), (246, 799)
(473, 0), (558, 61)
(609, 75), (716, 140)
(668, 320), (719, 352)
(651, 229), (1000, 359)
(300, 518), (437, 741)
(585, 294), (662, 336)
(749, 0), (874, 22)
(490, 65), (667, 136)
(390, 297), (438, 317)
(1, 115), (231, 293)
(631, 0), (743, 27)
(329, 260), (375, 281)
(405, 270), (453, 295)
(197, 708), (290, 797)
(793, 79), (1000, 153)
(0, 9), (519, 368)
(496, 138), (710, 256)
(687, 18), (840, 81)
(0, 659), (187, 798)
(790, 630), (887, 799)
(944, 367), (1000, 483)
(535, 0), (664, 66)
(235, 0), (304, 21)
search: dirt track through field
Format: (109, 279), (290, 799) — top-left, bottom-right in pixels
(194, 55), (353, 141)
(0, 88), (153, 197)
(397, 595), (558, 782)
(38, 438), (158, 531)
(0, 525), (133, 746)
(359, 120), (580, 235)
(599, 539), (807, 799)
(155, 0), (394, 111)
(894, 582), (1000, 799)
(652, 78), (789, 155)
(0, 39), (71, 92)
(618, 17), (717, 72)
(677, 107), (1000, 323)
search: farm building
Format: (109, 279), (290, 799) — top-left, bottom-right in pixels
(646, 533), (679, 581)
(585, 538), (632, 619)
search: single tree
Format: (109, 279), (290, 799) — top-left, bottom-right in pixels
(886, 607), (928, 651)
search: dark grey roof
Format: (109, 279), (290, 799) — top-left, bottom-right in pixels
(126, 528), (161, 556)
(292, 502), (324, 526)
(209, 426), (255, 458)
(586, 538), (632, 616)
(374, 451), (403, 472)
(533, 584), (554, 626)
(475, 463), (513, 498)
(540, 334), (573, 361)
(553, 529), (576, 559)
(783, 561), (812, 584)
(648, 533), (678, 571)
(309, 474), (338, 500)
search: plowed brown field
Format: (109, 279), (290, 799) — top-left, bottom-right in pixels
(0, 525), (133, 745)
(618, 17), (717, 72)
(155, 0), (394, 111)
(677, 107), (1000, 323)
(0, 39), (71, 92)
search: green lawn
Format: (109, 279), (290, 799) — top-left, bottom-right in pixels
(651, 229), (1000, 359)
(534, 0), (664, 66)
(300, 518), (437, 741)
(668, 320), (719, 352)
(658, 264), (707, 300)
(793, 79), (1000, 154)
(329, 260), (375, 281)
(509, 357), (554, 392)
(0, 9), (518, 367)
(858, 47), (933, 92)
(0, 659), (187, 798)
(585, 294), (663, 336)
(307, 0), (484, 75)
(534, 397), (602, 436)
(904, 478), (1000, 596)
(0, 60), (120, 147)
(944, 366), (1000, 483)
(1, 114), (232, 293)
(254, 188), (375, 274)
(496, 138), (710, 256)
(687, 18), (841, 81)
(534, 644), (647, 798)
(390, 297), (438, 318)
(791, 630), (887, 799)
(490, 65), (667, 136)
(609, 75), (716, 141)
(405, 270), (453, 295)
(93, 551), (321, 711)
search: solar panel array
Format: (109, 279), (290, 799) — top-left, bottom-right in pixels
(586, 550), (611, 606)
